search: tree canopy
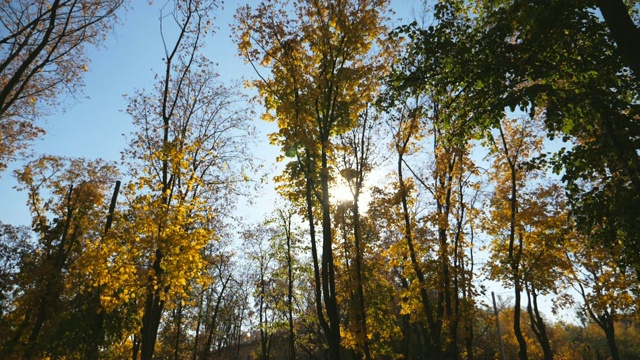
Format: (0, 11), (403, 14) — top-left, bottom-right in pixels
(1, 0), (639, 359)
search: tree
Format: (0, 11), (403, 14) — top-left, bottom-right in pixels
(462, 0), (640, 276)
(269, 206), (303, 360)
(484, 115), (546, 360)
(333, 107), (383, 360)
(381, 8), (484, 354)
(103, 1), (254, 357)
(566, 229), (639, 360)
(243, 223), (279, 360)
(0, 222), (34, 349)
(0, 0), (125, 172)
(235, 1), (394, 357)
(195, 241), (239, 360)
(519, 183), (570, 360)
(1, 156), (119, 359)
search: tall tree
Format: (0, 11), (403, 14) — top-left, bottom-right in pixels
(243, 223), (279, 360)
(235, 1), (394, 357)
(462, 0), (640, 276)
(382, 7), (483, 354)
(0, 0), (125, 172)
(484, 115), (552, 360)
(2, 156), (118, 359)
(107, 1), (254, 357)
(334, 107), (382, 360)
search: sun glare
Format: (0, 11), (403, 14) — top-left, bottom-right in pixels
(329, 171), (380, 211)
(331, 180), (354, 204)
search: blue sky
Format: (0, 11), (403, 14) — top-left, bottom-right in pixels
(0, 0), (420, 226)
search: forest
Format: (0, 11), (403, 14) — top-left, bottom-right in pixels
(0, 0), (639, 359)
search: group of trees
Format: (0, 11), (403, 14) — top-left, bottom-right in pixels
(1, 0), (639, 359)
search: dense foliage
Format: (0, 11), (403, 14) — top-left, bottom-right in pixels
(0, 0), (639, 359)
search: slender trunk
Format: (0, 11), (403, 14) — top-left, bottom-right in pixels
(300, 151), (331, 350)
(259, 272), (271, 360)
(581, 286), (621, 360)
(465, 208), (476, 360)
(89, 180), (121, 359)
(132, 335), (140, 360)
(352, 202), (371, 360)
(203, 275), (230, 358)
(397, 146), (439, 356)
(140, 249), (166, 360)
(320, 146), (341, 359)
(603, 321), (621, 360)
(513, 251), (527, 360)
(174, 299), (183, 360)
(192, 290), (204, 360)
(140, 291), (164, 360)
(526, 285), (553, 360)
(499, 124), (527, 360)
(23, 299), (49, 359)
(286, 223), (296, 360)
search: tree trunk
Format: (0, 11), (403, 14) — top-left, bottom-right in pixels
(300, 151), (331, 356)
(397, 144), (440, 357)
(203, 275), (230, 359)
(596, 0), (640, 80)
(352, 202), (371, 360)
(283, 211), (297, 360)
(526, 285), (553, 360)
(140, 250), (165, 360)
(603, 321), (621, 360)
(320, 146), (341, 360)
(499, 124), (527, 360)
(192, 288), (205, 360)
(174, 299), (183, 360)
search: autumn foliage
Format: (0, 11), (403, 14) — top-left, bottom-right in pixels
(1, 0), (640, 359)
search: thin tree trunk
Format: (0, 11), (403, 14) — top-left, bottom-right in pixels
(352, 203), (371, 360)
(203, 275), (230, 358)
(526, 284), (553, 360)
(299, 149), (333, 358)
(174, 299), (183, 360)
(192, 290), (204, 360)
(285, 216), (297, 360)
(498, 124), (527, 360)
(320, 145), (341, 360)
(603, 321), (621, 360)
(397, 133), (440, 356)
(140, 250), (166, 360)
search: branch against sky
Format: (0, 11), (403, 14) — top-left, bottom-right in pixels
(0, 0), (126, 173)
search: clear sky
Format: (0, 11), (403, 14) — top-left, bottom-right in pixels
(0, 0), (422, 226)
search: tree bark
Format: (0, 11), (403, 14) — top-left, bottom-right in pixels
(526, 284), (553, 360)
(140, 250), (166, 360)
(596, 0), (640, 79)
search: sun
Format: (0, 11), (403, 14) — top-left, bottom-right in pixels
(331, 179), (354, 204)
